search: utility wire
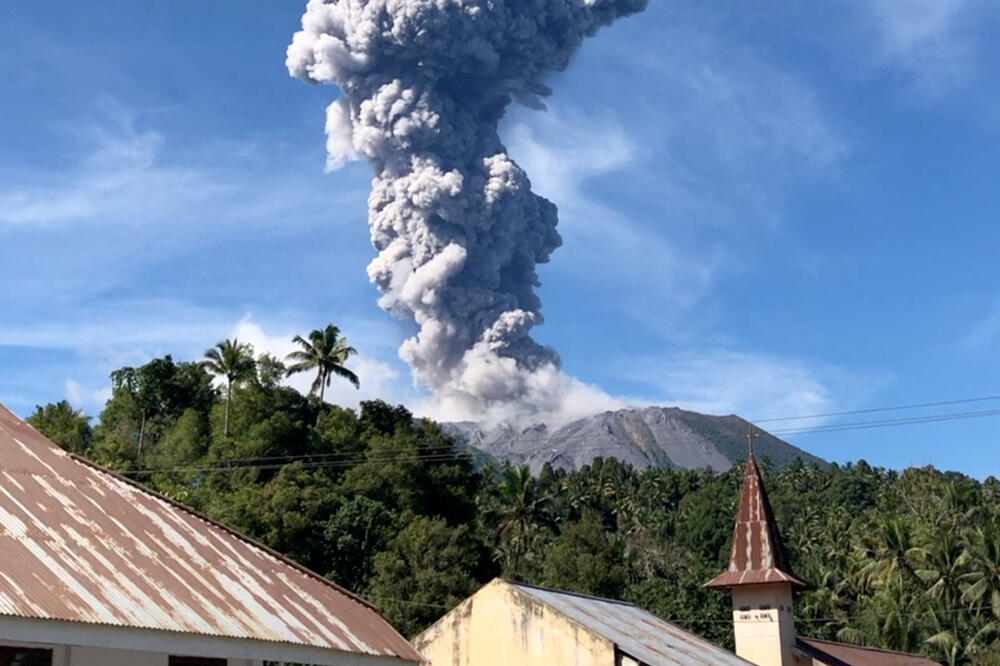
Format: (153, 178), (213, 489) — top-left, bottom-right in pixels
(172, 442), (462, 465)
(110, 394), (1000, 476)
(752, 395), (1000, 423)
(360, 592), (997, 628)
(769, 406), (1000, 436)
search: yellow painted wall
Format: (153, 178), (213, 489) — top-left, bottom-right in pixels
(413, 579), (616, 666)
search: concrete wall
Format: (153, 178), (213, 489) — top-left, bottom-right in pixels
(0, 640), (261, 666)
(0, 617), (398, 666)
(413, 579), (615, 666)
(69, 648), (257, 666)
(69, 647), (167, 666)
(731, 583), (797, 666)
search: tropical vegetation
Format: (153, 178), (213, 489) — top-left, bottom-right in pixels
(202, 338), (255, 437)
(285, 324), (359, 400)
(23, 338), (1000, 665)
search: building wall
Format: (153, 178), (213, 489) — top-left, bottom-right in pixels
(414, 580), (616, 666)
(69, 648), (257, 666)
(731, 584), (797, 666)
(617, 653), (641, 666)
(69, 646), (166, 666)
(0, 640), (260, 666)
(0, 617), (377, 666)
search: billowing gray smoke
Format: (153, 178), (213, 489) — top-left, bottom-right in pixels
(287, 0), (646, 421)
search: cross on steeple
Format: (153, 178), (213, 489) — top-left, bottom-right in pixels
(705, 423), (809, 591)
(745, 426), (758, 458)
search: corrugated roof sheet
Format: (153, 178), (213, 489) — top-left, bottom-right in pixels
(0, 403), (420, 662)
(705, 450), (810, 589)
(511, 582), (753, 666)
(797, 637), (941, 666)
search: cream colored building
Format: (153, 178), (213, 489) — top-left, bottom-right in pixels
(413, 578), (751, 666)
(416, 436), (941, 666)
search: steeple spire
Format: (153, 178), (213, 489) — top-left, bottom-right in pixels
(705, 430), (809, 589)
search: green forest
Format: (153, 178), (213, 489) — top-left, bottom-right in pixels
(25, 335), (1000, 666)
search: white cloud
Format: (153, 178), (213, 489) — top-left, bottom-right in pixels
(505, 111), (636, 204)
(620, 349), (887, 427)
(505, 109), (721, 315)
(64, 378), (111, 416)
(0, 300), (416, 412)
(229, 316), (414, 409)
(501, 19), (850, 330)
(0, 101), (368, 232)
(858, 0), (984, 94)
(588, 19), (850, 180)
(0, 299), (236, 362)
(232, 318), (638, 427)
(657, 52), (847, 174)
(413, 364), (638, 428)
(962, 300), (1000, 352)
(0, 118), (231, 228)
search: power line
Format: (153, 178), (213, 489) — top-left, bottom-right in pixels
(768, 406), (1000, 436)
(107, 393), (1000, 476)
(358, 591), (998, 629)
(170, 442), (461, 466)
(751, 395), (1000, 424)
(117, 403), (1000, 476)
(122, 451), (470, 476)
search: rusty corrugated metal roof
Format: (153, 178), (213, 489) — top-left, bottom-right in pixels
(797, 638), (941, 666)
(0, 403), (420, 662)
(510, 581), (753, 666)
(705, 450), (810, 589)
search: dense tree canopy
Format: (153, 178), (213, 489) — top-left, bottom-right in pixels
(29, 348), (1000, 665)
(27, 400), (92, 454)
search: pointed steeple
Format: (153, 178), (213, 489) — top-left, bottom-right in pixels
(705, 429), (809, 589)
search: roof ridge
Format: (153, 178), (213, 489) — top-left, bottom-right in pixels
(509, 580), (637, 607)
(0, 399), (379, 614)
(501, 579), (755, 666)
(67, 452), (381, 614)
(0, 403), (421, 661)
(799, 636), (934, 658)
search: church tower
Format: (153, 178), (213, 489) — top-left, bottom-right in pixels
(705, 431), (810, 666)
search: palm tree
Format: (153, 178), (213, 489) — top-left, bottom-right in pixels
(285, 324), (359, 401)
(962, 523), (1000, 619)
(202, 338), (255, 437)
(856, 517), (922, 591)
(492, 464), (552, 576)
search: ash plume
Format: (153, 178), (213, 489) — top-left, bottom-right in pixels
(287, 0), (646, 420)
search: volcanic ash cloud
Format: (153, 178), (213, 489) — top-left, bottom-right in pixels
(287, 0), (646, 421)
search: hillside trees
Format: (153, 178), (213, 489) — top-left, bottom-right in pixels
(26, 347), (1000, 663)
(479, 464), (553, 578)
(26, 400), (92, 453)
(101, 356), (216, 462)
(368, 516), (483, 636)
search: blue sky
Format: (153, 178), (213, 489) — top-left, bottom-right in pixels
(4, 0), (1000, 476)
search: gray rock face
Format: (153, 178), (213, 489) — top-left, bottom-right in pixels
(445, 406), (823, 473)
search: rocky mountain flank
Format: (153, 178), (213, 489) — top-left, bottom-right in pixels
(445, 406), (824, 473)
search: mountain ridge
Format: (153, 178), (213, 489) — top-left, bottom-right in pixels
(444, 405), (824, 472)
